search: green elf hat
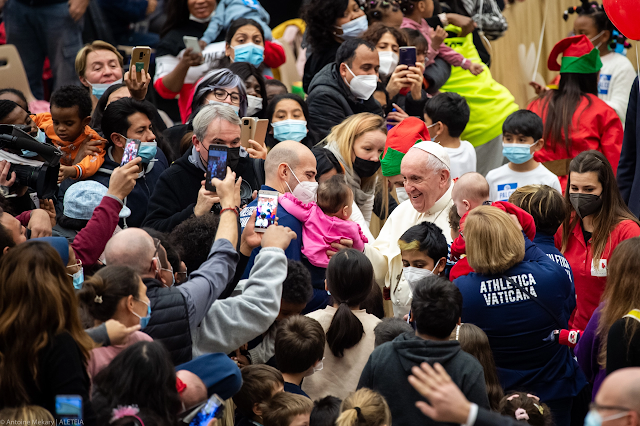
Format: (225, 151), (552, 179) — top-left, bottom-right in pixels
(380, 117), (430, 177)
(548, 34), (602, 74)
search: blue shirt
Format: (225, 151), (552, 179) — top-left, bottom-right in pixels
(533, 232), (576, 323)
(284, 381), (310, 398)
(240, 185), (303, 279)
(454, 236), (586, 401)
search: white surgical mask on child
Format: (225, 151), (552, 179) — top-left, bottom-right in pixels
(403, 260), (441, 293)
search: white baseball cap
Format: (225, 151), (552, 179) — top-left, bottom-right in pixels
(410, 141), (451, 170)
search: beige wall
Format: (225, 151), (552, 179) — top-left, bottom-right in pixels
(489, 0), (639, 108)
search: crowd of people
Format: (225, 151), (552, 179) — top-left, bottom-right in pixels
(1, 0), (640, 425)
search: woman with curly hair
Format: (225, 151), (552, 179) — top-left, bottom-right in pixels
(302, 0), (368, 93)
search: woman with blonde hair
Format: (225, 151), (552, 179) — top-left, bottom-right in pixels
(574, 237), (640, 400)
(336, 388), (391, 426)
(323, 113), (392, 225)
(0, 242), (95, 422)
(454, 206), (586, 425)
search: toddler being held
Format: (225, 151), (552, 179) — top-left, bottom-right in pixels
(279, 175), (368, 268)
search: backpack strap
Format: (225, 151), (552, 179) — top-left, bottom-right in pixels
(623, 309), (640, 323)
(504, 275), (566, 330)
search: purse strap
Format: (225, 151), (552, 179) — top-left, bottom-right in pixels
(503, 276), (566, 330)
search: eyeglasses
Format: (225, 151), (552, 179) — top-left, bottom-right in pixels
(176, 271), (188, 281)
(210, 88), (242, 105)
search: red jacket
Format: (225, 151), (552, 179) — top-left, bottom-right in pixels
(528, 94), (623, 188)
(554, 218), (640, 330)
(449, 202), (536, 280)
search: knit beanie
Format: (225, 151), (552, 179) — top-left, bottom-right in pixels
(380, 117), (429, 177)
(548, 34), (602, 74)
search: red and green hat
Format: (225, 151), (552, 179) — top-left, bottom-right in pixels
(548, 34), (602, 74)
(380, 117), (430, 177)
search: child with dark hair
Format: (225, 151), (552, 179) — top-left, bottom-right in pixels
(486, 110), (562, 201)
(33, 85), (106, 183)
(233, 365), (285, 426)
(0, 88), (29, 112)
(358, 275), (490, 425)
(499, 392), (552, 426)
(265, 80), (288, 103)
(398, 221), (448, 293)
(275, 315), (325, 398)
(424, 92), (475, 179)
(278, 174), (368, 269)
(374, 317), (413, 347)
(310, 396), (342, 426)
(260, 392), (314, 426)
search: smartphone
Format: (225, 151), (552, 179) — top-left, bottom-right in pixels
(188, 394), (224, 426)
(131, 46), (152, 77)
(255, 190), (278, 233)
(183, 36), (202, 54)
(253, 119), (268, 146)
(240, 117), (257, 148)
(398, 46), (417, 67)
(56, 395), (82, 423)
(206, 144), (228, 191)
(121, 139), (141, 166)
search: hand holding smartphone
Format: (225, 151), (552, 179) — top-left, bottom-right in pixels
(183, 36), (203, 54)
(255, 190), (278, 233)
(240, 117), (268, 148)
(398, 46), (417, 67)
(121, 139), (141, 166)
(188, 394), (224, 426)
(131, 46), (151, 78)
(206, 144), (228, 191)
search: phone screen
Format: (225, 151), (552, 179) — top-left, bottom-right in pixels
(56, 395), (82, 423)
(399, 47), (417, 67)
(255, 192), (278, 232)
(121, 139), (141, 166)
(206, 145), (228, 191)
(188, 395), (224, 426)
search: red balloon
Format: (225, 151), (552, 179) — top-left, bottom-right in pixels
(603, 0), (640, 41)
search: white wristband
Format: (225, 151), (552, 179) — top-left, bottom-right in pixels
(463, 403), (478, 426)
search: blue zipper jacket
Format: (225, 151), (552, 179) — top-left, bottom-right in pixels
(454, 236), (586, 401)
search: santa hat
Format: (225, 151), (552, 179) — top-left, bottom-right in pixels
(548, 34), (602, 74)
(380, 117), (429, 177)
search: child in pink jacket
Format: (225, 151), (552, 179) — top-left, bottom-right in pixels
(279, 175), (368, 268)
(399, 0), (484, 76)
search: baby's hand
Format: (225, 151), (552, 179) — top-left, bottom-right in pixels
(58, 165), (78, 184)
(432, 26), (448, 49)
(469, 62), (484, 76)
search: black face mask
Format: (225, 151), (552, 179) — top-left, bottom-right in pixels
(570, 193), (603, 219)
(227, 146), (241, 172)
(352, 156), (381, 178)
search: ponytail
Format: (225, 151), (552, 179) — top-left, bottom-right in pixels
(336, 389), (391, 426)
(325, 249), (374, 358)
(77, 266), (141, 322)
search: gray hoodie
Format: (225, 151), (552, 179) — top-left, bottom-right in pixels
(192, 247), (287, 357)
(358, 332), (490, 426)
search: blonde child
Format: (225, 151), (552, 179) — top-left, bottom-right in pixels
(336, 389), (391, 426)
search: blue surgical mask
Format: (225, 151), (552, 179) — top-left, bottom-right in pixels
(272, 120), (307, 142)
(138, 141), (158, 163)
(233, 43), (264, 67)
(335, 14), (368, 40)
(584, 409), (629, 426)
(68, 267), (84, 290)
(133, 299), (152, 329)
(502, 142), (536, 164)
(91, 79), (123, 99)
(22, 128), (48, 157)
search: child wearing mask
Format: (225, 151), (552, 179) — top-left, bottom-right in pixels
(398, 221), (448, 293)
(398, 0), (484, 76)
(33, 85), (106, 183)
(278, 174), (368, 269)
(486, 110), (562, 202)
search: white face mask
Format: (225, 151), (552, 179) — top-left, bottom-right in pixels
(189, 11), (215, 23)
(590, 30), (607, 50)
(378, 51), (399, 78)
(305, 358), (325, 377)
(396, 187), (409, 203)
(285, 164), (318, 204)
(335, 14), (368, 40)
(208, 99), (240, 114)
(246, 95), (263, 116)
(403, 260), (441, 293)
(345, 65), (378, 100)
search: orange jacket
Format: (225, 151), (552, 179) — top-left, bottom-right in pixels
(33, 113), (106, 179)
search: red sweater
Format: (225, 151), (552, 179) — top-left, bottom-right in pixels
(19, 196), (122, 266)
(555, 218), (640, 330)
(449, 202), (536, 280)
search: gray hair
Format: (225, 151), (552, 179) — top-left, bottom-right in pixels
(192, 104), (242, 142)
(191, 68), (247, 117)
(425, 152), (452, 185)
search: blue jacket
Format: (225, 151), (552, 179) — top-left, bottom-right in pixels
(240, 185), (302, 278)
(201, 0), (272, 44)
(454, 236), (586, 401)
(618, 77), (640, 217)
(533, 232), (576, 323)
(56, 147), (169, 229)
